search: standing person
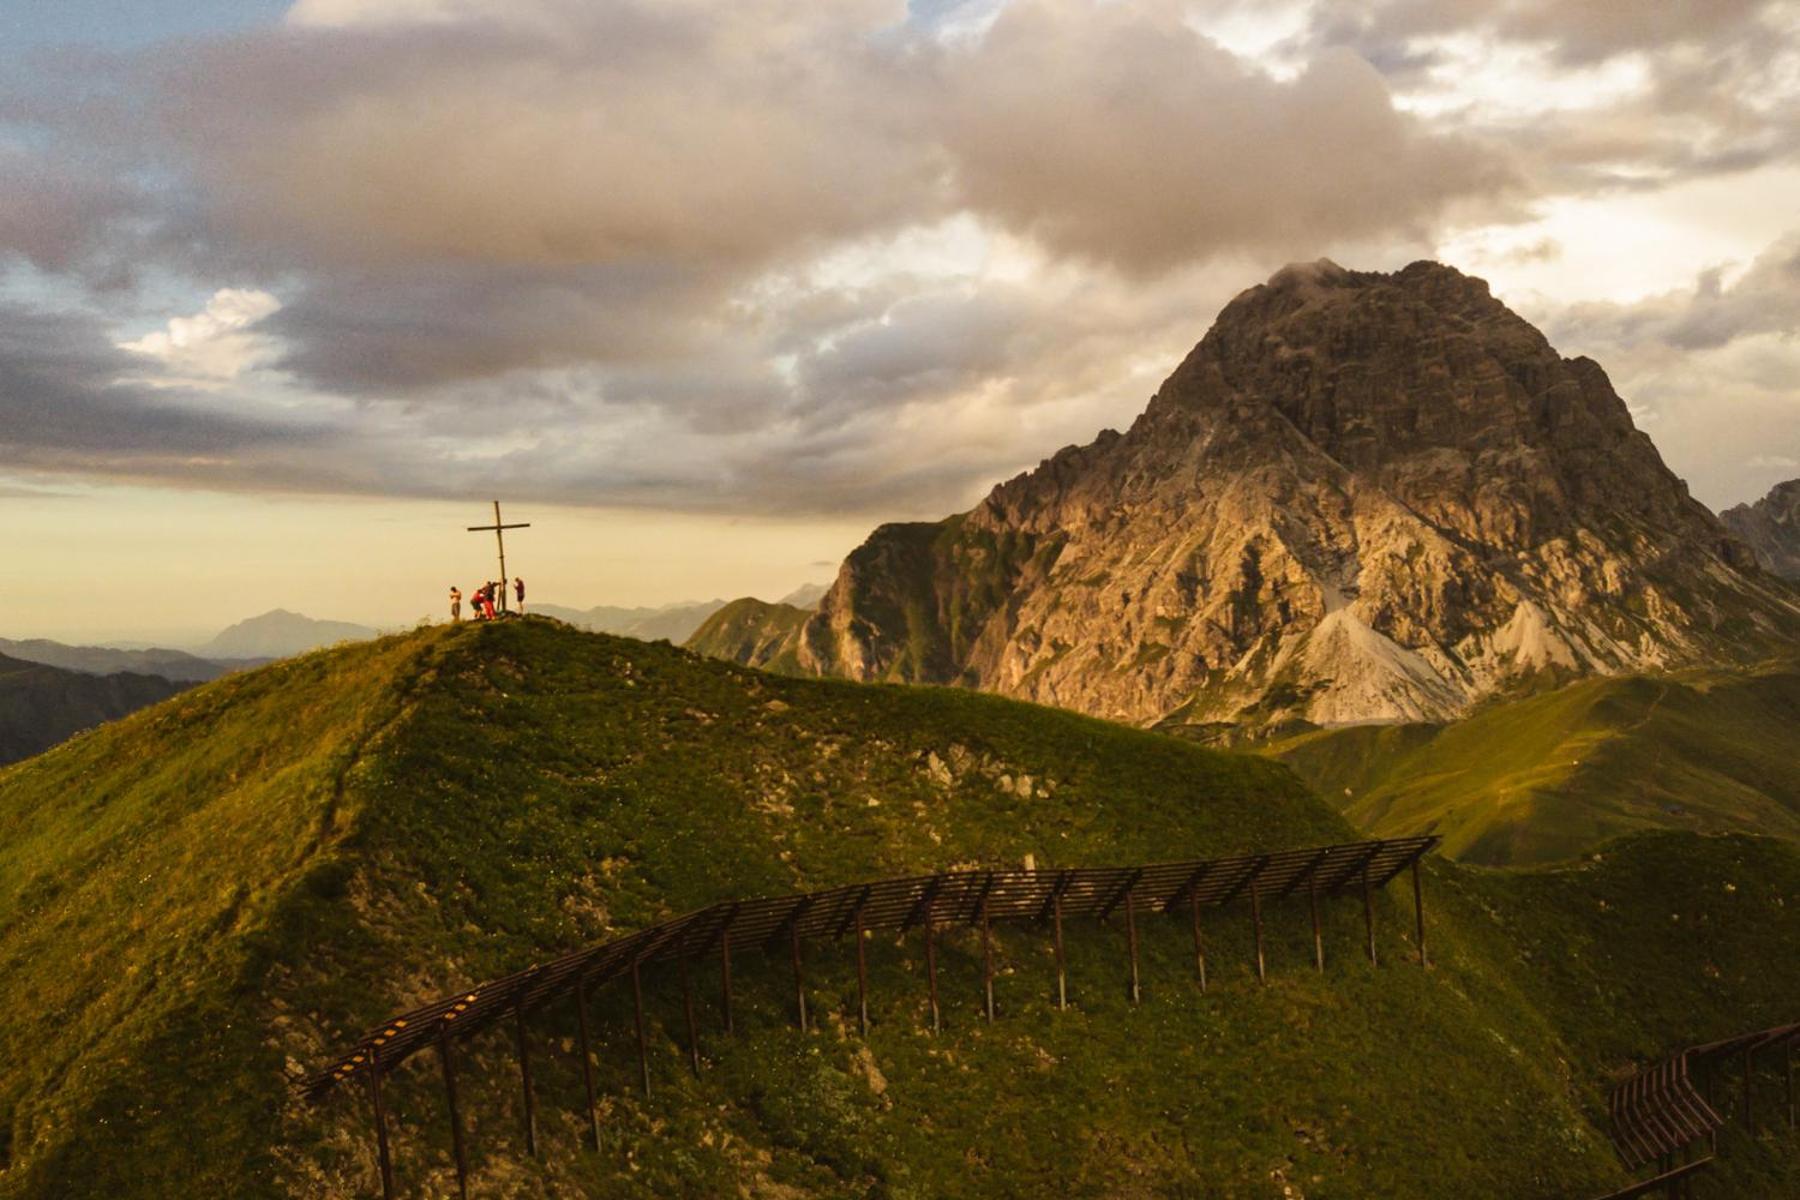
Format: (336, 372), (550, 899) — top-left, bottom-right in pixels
(483, 586), (498, 621)
(449, 585), (462, 622)
(514, 576), (525, 614)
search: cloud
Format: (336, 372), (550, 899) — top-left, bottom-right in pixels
(1550, 231), (1800, 351)
(1536, 229), (1800, 506)
(0, 146), (142, 284)
(936, 1), (1518, 272)
(119, 288), (283, 383)
(1310, 0), (1778, 67)
(0, 303), (321, 469)
(0, 0), (1794, 519)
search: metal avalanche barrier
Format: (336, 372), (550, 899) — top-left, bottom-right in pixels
(1597, 1021), (1799, 1199)
(302, 835), (1440, 1199)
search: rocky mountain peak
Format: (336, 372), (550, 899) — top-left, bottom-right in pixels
(1721, 478), (1800, 581)
(697, 260), (1798, 733)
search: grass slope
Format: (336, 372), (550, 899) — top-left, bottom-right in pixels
(1265, 665), (1800, 865)
(0, 620), (1794, 1199)
(684, 597), (811, 673)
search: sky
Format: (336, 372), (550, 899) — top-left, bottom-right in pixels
(3, 0), (1799, 645)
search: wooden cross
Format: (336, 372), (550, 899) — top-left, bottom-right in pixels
(467, 500), (530, 613)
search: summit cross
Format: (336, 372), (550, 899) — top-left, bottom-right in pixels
(466, 500), (531, 613)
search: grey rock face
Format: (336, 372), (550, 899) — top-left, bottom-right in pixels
(1721, 480), (1800, 581)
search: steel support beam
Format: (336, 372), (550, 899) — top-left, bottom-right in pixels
(1190, 890), (1207, 994)
(855, 900), (871, 1036)
(904, 877), (945, 933)
(1361, 860), (1377, 967)
(1744, 1046), (1754, 1133)
(438, 1033), (470, 1199)
(1166, 863), (1211, 912)
(1219, 858), (1268, 906)
(679, 951), (702, 1075)
(1412, 857), (1428, 968)
(574, 979), (601, 1153)
(632, 958), (651, 1097)
(1786, 1038), (1795, 1132)
(924, 902), (941, 1033)
(514, 1008), (538, 1157)
(981, 895), (996, 1022)
(1250, 878), (1266, 984)
(1036, 872), (1073, 924)
(1098, 868), (1145, 921)
(1308, 875), (1324, 973)
(791, 920), (809, 1033)
(719, 929), (735, 1035)
(368, 1046), (395, 1200)
(1124, 887), (1141, 1005)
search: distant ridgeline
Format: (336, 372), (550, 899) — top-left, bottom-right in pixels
(0, 652), (187, 766)
(1, 619), (1796, 1198)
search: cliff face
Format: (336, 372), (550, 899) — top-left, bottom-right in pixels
(1722, 479), (1800, 581)
(712, 260), (1798, 731)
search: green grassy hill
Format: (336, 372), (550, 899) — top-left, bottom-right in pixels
(1265, 665), (1800, 866)
(1, 619), (1795, 1198)
(684, 597), (811, 673)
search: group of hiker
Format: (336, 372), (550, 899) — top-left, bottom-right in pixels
(450, 577), (524, 622)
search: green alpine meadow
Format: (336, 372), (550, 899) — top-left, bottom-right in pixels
(1, 619), (1796, 1198)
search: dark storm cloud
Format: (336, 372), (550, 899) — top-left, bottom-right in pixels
(0, 304), (313, 462)
(266, 261), (730, 394)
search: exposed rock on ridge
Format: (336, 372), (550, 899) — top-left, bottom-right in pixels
(1721, 479), (1800, 581)
(698, 260), (1798, 731)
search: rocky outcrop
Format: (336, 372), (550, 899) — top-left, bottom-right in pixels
(1721, 479), (1800, 581)
(697, 260), (1799, 732)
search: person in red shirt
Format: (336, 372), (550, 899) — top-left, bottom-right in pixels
(514, 576), (526, 614)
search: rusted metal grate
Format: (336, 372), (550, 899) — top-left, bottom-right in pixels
(301, 834), (1437, 1102)
(303, 835), (1440, 1198)
(1605, 1020), (1799, 1191)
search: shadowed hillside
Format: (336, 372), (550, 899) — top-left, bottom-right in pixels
(1, 620), (1795, 1198)
(0, 653), (186, 765)
(1265, 665), (1800, 865)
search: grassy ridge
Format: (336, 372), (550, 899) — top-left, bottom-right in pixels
(683, 597), (811, 674)
(1, 620), (1795, 1197)
(1265, 666), (1800, 865)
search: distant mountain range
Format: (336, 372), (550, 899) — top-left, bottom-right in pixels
(536, 584), (826, 644)
(691, 260), (1799, 735)
(0, 637), (241, 682)
(1722, 478), (1800, 581)
(0, 653), (187, 765)
(199, 610), (379, 659)
(531, 600), (730, 643)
